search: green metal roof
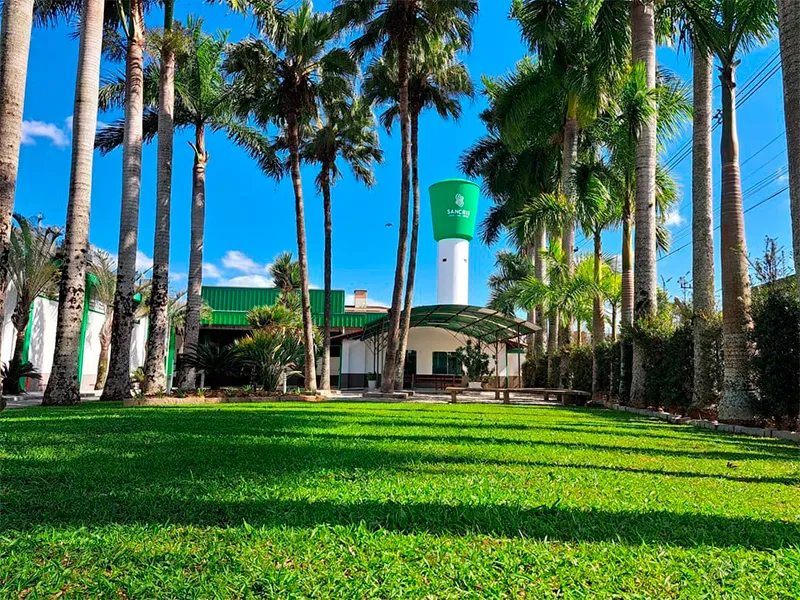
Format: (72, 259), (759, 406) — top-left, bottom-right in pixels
(201, 286), (381, 329)
(361, 304), (538, 343)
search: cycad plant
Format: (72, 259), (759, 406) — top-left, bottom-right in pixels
(299, 95), (383, 390)
(681, 0), (778, 422)
(365, 37), (472, 388)
(333, 0), (478, 392)
(7, 215), (62, 386)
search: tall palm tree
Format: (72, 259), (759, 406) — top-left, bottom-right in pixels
(629, 0), (660, 407)
(778, 0), (800, 416)
(683, 0), (778, 422)
(43, 0), (110, 406)
(87, 248), (116, 390)
(0, 0), (36, 393)
(99, 0), (146, 401)
(97, 18), (276, 390)
(333, 0), (478, 393)
(226, 1), (358, 392)
(364, 38), (473, 388)
(142, 0), (177, 395)
(7, 215), (61, 374)
(300, 96), (383, 391)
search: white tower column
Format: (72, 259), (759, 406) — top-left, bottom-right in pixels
(437, 238), (469, 305)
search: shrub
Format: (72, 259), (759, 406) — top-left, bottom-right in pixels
(182, 343), (242, 389)
(2, 361), (40, 394)
(236, 330), (305, 392)
(454, 340), (491, 382)
(751, 285), (800, 426)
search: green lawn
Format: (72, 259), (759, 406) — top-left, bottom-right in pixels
(2, 402), (800, 599)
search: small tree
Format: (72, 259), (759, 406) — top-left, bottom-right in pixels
(455, 339), (491, 383)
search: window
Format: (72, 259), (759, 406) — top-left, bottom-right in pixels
(404, 350), (417, 375)
(432, 351), (462, 375)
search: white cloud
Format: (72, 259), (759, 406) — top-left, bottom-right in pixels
(171, 271), (187, 282)
(136, 250), (153, 273)
(345, 293), (390, 308)
(663, 209), (685, 228)
(203, 262), (222, 279)
(221, 250), (268, 274)
(21, 120), (70, 148)
(221, 274), (274, 288)
(64, 116), (73, 132)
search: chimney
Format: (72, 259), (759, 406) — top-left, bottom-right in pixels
(354, 289), (368, 309)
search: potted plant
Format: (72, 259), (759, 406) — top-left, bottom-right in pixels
(455, 340), (491, 390)
(366, 372), (378, 390)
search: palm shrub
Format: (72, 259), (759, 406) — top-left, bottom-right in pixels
(181, 343), (242, 390)
(2, 361), (41, 395)
(236, 331), (306, 393)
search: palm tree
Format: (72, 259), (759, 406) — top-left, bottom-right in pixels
(270, 251), (300, 296)
(778, 0), (800, 415)
(364, 38), (472, 388)
(7, 215), (61, 376)
(0, 0), (36, 393)
(629, 0), (660, 407)
(87, 248), (116, 390)
(97, 18), (276, 390)
(300, 96), (383, 391)
(333, 0), (478, 393)
(98, 0), (146, 401)
(504, 0), (630, 349)
(42, 0), (110, 406)
(142, 0), (177, 395)
(683, 0), (778, 422)
(226, 1), (359, 392)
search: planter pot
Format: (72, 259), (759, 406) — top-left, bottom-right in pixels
(367, 380), (377, 390)
(468, 381), (483, 390)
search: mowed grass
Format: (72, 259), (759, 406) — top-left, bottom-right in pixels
(2, 402), (800, 599)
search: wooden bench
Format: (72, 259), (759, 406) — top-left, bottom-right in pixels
(446, 386), (591, 405)
(410, 374), (462, 391)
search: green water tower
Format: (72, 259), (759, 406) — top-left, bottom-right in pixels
(429, 179), (480, 305)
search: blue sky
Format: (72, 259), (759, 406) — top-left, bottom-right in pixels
(16, 1), (791, 309)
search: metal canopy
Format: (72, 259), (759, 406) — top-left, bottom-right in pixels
(360, 304), (538, 343)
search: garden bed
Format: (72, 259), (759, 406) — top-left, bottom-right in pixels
(124, 393), (326, 407)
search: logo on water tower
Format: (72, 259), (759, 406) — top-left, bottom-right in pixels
(454, 193), (465, 207)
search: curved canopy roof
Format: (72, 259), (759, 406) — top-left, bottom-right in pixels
(360, 304), (538, 344)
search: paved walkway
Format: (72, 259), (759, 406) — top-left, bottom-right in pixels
(4, 391), (101, 409)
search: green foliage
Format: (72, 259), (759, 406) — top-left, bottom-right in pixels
(750, 285), (800, 426)
(366, 372), (378, 381)
(454, 340), (491, 382)
(236, 330), (305, 392)
(564, 345), (593, 393)
(182, 343), (243, 390)
(1, 361), (41, 395)
(246, 303), (303, 334)
(4, 402), (800, 597)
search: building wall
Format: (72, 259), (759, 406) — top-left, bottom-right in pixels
(339, 326), (526, 388)
(0, 285), (150, 394)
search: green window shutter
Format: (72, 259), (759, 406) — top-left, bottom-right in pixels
(432, 352), (447, 375)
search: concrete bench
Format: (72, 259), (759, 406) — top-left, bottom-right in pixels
(445, 387), (591, 405)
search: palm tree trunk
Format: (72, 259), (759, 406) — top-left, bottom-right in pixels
(561, 115), (578, 346)
(0, 0), (34, 392)
(592, 229), (606, 402)
(630, 0), (658, 407)
(320, 165), (333, 391)
(534, 226), (547, 358)
(100, 1), (146, 402)
(11, 303), (29, 370)
(611, 304), (618, 342)
(143, 0), (176, 395)
(43, 0), (104, 406)
(718, 62), (755, 423)
(286, 111), (317, 392)
(547, 233), (559, 385)
(779, 0), (800, 420)
(176, 123), (208, 390)
(95, 313), (112, 390)
(619, 192), (634, 401)
(691, 49), (718, 413)
(380, 35), (412, 393)
(394, 110), (421, 390)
